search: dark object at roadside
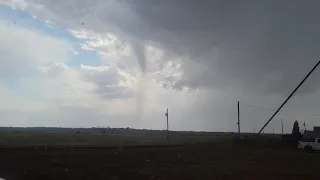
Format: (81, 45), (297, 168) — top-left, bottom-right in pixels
(281, 121), (303, 148)
(292, 120), (302, 138)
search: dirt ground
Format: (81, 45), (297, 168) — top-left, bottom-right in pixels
(1, 143), (320, 180)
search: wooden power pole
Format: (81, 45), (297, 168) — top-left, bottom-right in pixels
(165, 109), (169, 140)
(237, 101), (240, 137)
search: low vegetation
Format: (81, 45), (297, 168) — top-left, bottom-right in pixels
(0, 127), (318, 180)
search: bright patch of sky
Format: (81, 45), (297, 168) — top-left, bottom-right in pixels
(0, 5), (102, 96)
(0, 4), (102, 67)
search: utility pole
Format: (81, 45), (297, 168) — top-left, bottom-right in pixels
(220, 59), (320, 180)
(237, 101), (240, 137)
(303, 121), (306, 133)
(165, 109), (169, 140)
(281, 118), (284, 135)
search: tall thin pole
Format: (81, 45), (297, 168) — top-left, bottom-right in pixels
(237, 101), (240, 137)
(258, 60), (320, 134)
(281, 118), (284, 135)
(166, 109), (169, 140)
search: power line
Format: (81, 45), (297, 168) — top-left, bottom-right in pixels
(240, 102), (320, 116)
(220, 59), (320, 179)
(294, 112), (320, 116)
(259, 59), (320, 134)
(240, 102), (277, 112)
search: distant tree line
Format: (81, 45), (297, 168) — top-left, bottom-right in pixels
(0, 127), (217, 135)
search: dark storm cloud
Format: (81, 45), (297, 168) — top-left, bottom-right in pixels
(15, 0), (320, 95)
(5, 0), (320, 132)
(117, 0), (320, 95)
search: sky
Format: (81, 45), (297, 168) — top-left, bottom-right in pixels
(1, 0), (320, 133)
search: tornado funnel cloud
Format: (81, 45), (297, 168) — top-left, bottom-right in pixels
(132, 41), (147, 122)
(132, 42), (146, 73)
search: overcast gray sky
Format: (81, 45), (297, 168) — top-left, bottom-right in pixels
(1, 0), (320, 133)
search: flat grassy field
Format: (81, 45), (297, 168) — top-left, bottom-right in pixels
(0, 132), (319, 180)
(0, 131), (233, 147)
